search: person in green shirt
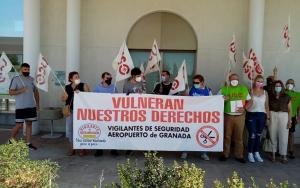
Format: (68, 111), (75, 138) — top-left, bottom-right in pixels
(219, 73), (251, 163)
(285, 79), (300, 159)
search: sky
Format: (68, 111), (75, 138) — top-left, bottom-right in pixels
(0, 0), (23, 37)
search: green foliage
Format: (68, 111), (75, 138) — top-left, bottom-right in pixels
(0, 140), (59, 188)
(106, 152), (204, 188)
(227, 171), (244, 188)
(104, 152), (297, 188)
(170, 161), (204, 188)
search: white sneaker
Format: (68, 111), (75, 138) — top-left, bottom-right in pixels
(181, 152), (188, 159)
(254, 152), (263, 162)
(248, 153), (255, 163)
(201, 153), (210, 161)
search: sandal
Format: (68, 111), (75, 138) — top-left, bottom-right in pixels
(67, 149), (75, 156)
(79, 150), (86, 157)
(269, 155), (276, 162)
(281, 158), (288, 164)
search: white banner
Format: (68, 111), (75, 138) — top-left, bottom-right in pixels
(73, 93), (224, 151)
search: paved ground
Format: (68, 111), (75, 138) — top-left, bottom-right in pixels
(1, 129), (300, 188)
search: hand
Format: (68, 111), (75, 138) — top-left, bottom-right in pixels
(36, 105), (40, 111)
(75, 90), (80, 94)
(273, 66), (278, 74)
(236, 107), (245, 113)
(62, 92), (68, 101)
(223, 96), (229, 100)
(266, 119), (270, 127)
(287, 121), (292, 129)
(20, 86), (28, 93)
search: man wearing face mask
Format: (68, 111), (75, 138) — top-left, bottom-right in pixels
(152, 70), (172, 95)
(93, 72), (118, 157)
(219, 73), (251, 163)
(285, 79), (300, 159)
(180, 74), (212, 160)
(123, 67), (146, 95)
(8, 63), (40, 150)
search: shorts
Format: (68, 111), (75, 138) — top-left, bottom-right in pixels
(289, 117), (297, 133)
(15, 107), (37, 123)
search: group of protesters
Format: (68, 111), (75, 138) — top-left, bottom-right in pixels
(8, 63), (300, 164)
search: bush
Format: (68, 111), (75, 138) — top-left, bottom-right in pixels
(104, 152), (297, 188)
(0, 140), (59, 188)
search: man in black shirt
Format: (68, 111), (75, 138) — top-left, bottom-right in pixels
(152, 70), (172, 95)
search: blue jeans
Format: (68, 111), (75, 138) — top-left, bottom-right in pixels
(246, 112), (266, 153)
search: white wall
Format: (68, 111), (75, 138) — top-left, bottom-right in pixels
(39, 0), (300, 136)
(80, 0), (249, 92)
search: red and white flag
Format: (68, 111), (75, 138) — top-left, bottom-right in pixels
(169, 60), (188, 95)
(228, 35), (237, 65)
(35, 54), (52, 92)
(144, 40), (161, 75)
(112, 41), (134, 82)
(242, 49), (264, 82)
(282, 16), (291, 51)
(0, 52), (13, 73)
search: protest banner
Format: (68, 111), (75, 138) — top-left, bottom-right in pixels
(73, 93), (224, 151)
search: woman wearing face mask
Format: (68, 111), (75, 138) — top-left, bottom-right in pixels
(285, 79), (300, 159)
(180, 74), (212, 160)
(62, 71), (90, 156)
(246, 75), (269, 162)
(268, 80), (291, 163)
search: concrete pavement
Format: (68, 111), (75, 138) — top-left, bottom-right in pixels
(1, 129), (299, 188)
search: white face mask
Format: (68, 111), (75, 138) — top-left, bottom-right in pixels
(230, 80), (239, 87)
(135, 76), (142, 82)
(74, 79), (81, 85)
(287, 84), (294, 91)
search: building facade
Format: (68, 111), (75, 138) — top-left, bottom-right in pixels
(2, 0), (300, 140)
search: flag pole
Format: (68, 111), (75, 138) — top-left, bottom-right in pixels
(51, 70), (66, 93)
(113, 69), (118, 93)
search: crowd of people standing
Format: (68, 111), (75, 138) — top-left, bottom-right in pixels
(8, 63), (300, 164)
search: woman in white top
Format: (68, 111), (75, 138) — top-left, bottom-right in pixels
(246, 75), (270, 162)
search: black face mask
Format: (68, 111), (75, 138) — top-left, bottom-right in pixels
(105, 78), (112, 85)
(22, 72), (30, 77)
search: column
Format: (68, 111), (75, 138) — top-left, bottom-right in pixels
(23, 0), (40, 75)
(23, 0), (40, 135)
(66, 0), (81, 76)
(248, 0), (265, 61)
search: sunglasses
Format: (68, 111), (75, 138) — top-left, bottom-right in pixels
(193, 82), (201, 84)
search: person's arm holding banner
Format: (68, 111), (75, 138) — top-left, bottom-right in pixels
(84, 83), (91, 92)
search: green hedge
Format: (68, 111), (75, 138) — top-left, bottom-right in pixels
(103, 152), (297, 188)
(0, 140), (59, 188)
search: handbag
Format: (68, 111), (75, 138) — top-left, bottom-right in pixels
(63, 105), (71, 117)
(263, 129), (273, 152)
(63, 97), (73, 117)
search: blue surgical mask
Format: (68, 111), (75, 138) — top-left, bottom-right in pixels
(161, 76), (166, 82)
(275, 86), (282, 93)
(194, 84), (200, 89)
